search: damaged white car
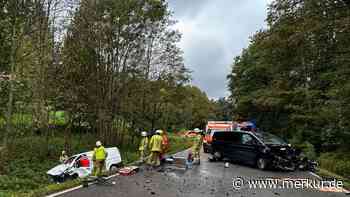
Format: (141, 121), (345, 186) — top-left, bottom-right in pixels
(47, 147), (122, 182)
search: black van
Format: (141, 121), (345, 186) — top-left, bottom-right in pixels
(211, 131), (297, 171)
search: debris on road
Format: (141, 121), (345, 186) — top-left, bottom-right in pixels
(225, 162), (229, 168)
(145, 179), (152, 184)
(165, 157), (174, 163)
(170, 156), (187, 169)
(119, 166), (139, 176)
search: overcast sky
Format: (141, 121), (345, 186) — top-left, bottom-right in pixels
(167, 0), (272, 99)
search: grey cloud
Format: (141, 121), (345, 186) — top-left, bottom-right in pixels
(168, 0), (211, 19)
(167, 0), (269, 98)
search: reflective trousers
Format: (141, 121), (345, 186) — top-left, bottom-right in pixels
(147, 151), (160, 167)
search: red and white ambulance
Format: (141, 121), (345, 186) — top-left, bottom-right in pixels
(203, 121), (233, 153)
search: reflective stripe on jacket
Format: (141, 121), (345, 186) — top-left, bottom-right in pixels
(192, 135), (203, 152)
(139, 137), (149, 151)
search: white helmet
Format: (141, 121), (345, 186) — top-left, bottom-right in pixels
(155, 130), (163, 134)
(194, 128), (201, 132)
(62, 150), (66, 155)
(96, 141), (102, 147)
(141, 131), (147, 137)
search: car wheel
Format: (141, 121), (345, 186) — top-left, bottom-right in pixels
(71, 173), (79, 179)
(256, 157), (267, 170)
(109, 165), (119, 173)
(213, 151), (222, 161)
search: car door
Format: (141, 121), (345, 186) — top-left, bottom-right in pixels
(235, 133), (260, 165)
(223, 132), (242, 161)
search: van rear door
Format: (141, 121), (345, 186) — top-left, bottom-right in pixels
(105, 147), (122, 170)
(235, 133), (260, 165)
(222, 132), (242, 161)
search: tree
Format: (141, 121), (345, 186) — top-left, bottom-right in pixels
(228, 0), (350, 150)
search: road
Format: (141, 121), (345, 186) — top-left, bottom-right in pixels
(59, 150), (347, 197)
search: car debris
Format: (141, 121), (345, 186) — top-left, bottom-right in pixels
(224, 162), (229, 168)
(118, 166), (139, 176)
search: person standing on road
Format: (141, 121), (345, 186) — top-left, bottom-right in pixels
(147, 130), (163, 167)
(191, 128), (204, 164)
(139, 131), (149, 162)
(160, 130), (169, 161)
(92, 141), (108, 177)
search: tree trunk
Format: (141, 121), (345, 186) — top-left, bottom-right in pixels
(4, 18), (18, 146)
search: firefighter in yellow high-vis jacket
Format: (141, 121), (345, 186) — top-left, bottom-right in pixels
(92, 141), (108, 177)
(147, 130), (163, 167)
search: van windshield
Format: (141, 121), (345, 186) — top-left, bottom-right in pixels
(213, 132), (241, 143)
(256, 133), (287, 145)
(64, 156), (76, 165)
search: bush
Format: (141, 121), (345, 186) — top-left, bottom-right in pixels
(0, 175), (40, 191)
(299, 141), (316, 160)
(292, 140), (317, 160)
(319, 152), (350, 179)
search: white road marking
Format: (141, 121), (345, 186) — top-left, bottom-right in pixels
(46, 173), (120, 197)
(46, 185), (83, 197)
(308, 171), (322, 180)
(308, 171), (350, 194)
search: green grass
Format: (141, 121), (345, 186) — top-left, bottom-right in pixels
(0, 179), (82, 197)
(317, 168), (350, 189)
(167, 133), (193, 154)
(0, 111), (68, 128)
(318, 152), (350, 179)
(315, 151), (350, 190)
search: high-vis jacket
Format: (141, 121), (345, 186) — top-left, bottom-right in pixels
(192, 135), (203, 152)
(149, 134), (163, 152)
(94, 146), (107, 160)
(139, 137), (149, 151)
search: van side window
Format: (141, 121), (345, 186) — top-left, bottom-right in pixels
(242, 134), (255, 145)
(230, 133), (241, 144)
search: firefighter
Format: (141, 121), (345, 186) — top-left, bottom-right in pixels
(139, 131), (149, 162)
(59, 150), (68, 163)
(147, 130), (164, 167)
(191, 128), (204, 164)
(92, 141), (108, 177)
(160, 130), (169, 161)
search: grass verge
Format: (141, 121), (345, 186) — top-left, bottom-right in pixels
(1, 133), (193, 197)
(317, 168), (350, 189)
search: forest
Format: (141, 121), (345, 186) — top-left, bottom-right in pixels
(0, 0), (218, 196)
(228, 0), (350, 181)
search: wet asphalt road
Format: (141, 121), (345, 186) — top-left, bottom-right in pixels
(59, 150), (347, 197)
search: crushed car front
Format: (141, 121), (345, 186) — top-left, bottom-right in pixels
(255, 132), (298, 171)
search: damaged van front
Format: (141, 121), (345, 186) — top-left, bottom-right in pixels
(47, 147), (122, 182)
